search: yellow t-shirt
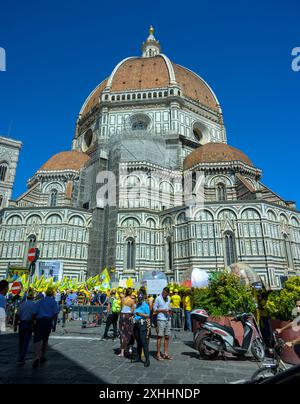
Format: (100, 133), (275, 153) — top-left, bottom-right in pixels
(184, 296), (192, 311)
(171, 294), (181, 309)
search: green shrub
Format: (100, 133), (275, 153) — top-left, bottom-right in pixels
(192, 272), (256, 317)
(265, 276), (300, 321)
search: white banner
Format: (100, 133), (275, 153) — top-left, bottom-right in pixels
(146, 279), (167, 295)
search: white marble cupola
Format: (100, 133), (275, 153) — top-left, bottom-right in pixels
(141, 26), (161, 57)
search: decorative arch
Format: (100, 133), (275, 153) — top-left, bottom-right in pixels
(68, 215), (85, 226)
(291, 216), (300, 227)
(266, 209), (277, 221)
(217, 209), (237, 221)
(208, 175), (233, 187)
(121, 217), (141, 227)
(146, 218), (156, 228)
(162, 216), (173, 226)
(26, 214), (42, 225)
(44, 182), (64, 193)
(46, 214), (63, 225)
(194, 209), (214, 221)
(240, 208), (261, 220)
(279, 213), (289, 224)
(6, 214), (23, 225)
(123, 175), (141, 188)
(176, 212), (187, 224)
(159, 181), (174, 193)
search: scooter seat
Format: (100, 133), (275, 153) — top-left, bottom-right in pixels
(208, 322), (235, 337)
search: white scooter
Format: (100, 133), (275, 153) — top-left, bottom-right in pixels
(192, 309), (265, 361)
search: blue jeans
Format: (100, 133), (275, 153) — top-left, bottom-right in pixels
(19, 321), (33, 361)
(185, 310), (192, 331)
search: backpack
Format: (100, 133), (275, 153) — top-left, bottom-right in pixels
(111, 298), (121, 314)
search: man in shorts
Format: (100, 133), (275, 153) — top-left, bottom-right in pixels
(153, 287), (172, 360)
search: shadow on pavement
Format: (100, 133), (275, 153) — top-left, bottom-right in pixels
(0, 332), (106, 384)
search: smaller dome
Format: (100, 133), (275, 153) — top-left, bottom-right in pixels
(183, 143), (253, 170)
(38, 151), (90, 172)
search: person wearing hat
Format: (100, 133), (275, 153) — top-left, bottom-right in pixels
(14, 289), (36, 365)
(32, 287), (59, 368)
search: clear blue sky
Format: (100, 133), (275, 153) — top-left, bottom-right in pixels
(0, 0), (300, 204)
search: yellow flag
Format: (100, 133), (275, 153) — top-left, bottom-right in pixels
(126, 278), (134, 288)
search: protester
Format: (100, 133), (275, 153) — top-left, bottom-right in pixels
(32, 287), (59, 368)
(154, 287), (172, 360)
(183, 289), (193, 331)
(148, 294), (154, 325)
(0, 280), (9, 334)
(118, 288), (135, 358)
(66, 289), (78, 320)
(14, 289), (36, 365)
(170, 289), (182, 329)
(99, 289), (108, 325)
(101, 290), (119, 341)
(133, 291), (150, 367)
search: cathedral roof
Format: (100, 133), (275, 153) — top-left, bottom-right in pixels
(37, 150), (90, 172)
(79, 27), (220, 117)
(183, 143), (253, 170)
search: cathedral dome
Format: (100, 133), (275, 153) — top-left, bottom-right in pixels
(78, 27), (220, 118)
(38, 150), (90, 172)
(183, 143), (253, 170)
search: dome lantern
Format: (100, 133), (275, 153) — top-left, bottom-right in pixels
(141, 25), (161, 58)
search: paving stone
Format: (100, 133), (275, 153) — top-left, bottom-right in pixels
(0, 324), (257, 384)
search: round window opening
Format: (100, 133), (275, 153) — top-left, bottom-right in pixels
(82, 129), (93, 151)
(130, 114), (151, 132)
(193, 128), (202, 142)
(132, 121), (147, 130)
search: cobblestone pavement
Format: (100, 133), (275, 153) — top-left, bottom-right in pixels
(0, 321), (258, 384)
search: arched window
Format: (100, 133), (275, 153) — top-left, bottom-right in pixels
(50, 189), (58, 207)
(166, 236), (173, 270)
(283, 234), (294, 269)
(162, 216), (172, 227)
(217, 183), (227, 201)
(224, 231), (236, 266)
(126, 238), (135, 270)
(177, 212), (186, 224)
(0, 195), (3, 208)
(0, 163), (8, 181)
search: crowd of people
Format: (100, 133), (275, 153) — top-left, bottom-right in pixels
(0, 279), (195, 368)
(1, 278), (299, 368)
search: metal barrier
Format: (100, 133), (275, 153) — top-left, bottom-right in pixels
(60, 305), (107, 329)
(171, 308), (184, 340)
